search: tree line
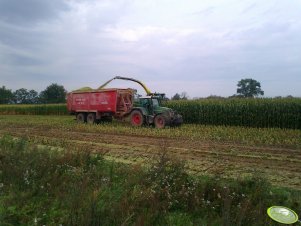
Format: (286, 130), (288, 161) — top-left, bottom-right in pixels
(2, 78), (289, 103)
(171, 78), (265, 100)
(0, 84), (67, 104)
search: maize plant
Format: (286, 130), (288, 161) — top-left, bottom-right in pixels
(1, 98), (301, 129)
(0, 104), (68, 115)
(164, 98), (301, 129)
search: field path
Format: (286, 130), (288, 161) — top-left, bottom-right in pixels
(1, 123), (300, 189)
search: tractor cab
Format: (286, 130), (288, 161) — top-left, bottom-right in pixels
(135, 96), (162, 114)
(140, 96), (158, 106)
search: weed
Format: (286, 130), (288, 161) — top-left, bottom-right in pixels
(0, 135), (300, 225)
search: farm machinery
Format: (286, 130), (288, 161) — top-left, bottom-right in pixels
(67, 76), (183, 128)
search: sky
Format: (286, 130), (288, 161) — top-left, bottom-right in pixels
(0, 0), (301, 98)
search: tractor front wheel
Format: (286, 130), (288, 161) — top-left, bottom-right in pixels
(130, 110), (144, 127)
(154, 114), (168, 128)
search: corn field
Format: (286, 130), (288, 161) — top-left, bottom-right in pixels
(0, 98), (300, 129)
(0, 104), (68, 115)
(164, 98), (301, 129)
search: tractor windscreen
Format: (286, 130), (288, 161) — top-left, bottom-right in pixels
(152, 98), (160, 107)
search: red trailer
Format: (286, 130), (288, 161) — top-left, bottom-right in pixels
(67, 88), (134, 123)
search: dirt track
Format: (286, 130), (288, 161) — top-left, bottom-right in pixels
(1, 125), (301, 189)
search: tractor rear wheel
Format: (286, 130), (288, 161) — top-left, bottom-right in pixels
(154, 114), (167, 128)
(76, 113), (86, 123)
(130, 110), (144, 127)
(87, 113), (96, 124)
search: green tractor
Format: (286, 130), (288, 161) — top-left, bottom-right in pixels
(131, 95), (182, 128)
(100, 76), (183, 128)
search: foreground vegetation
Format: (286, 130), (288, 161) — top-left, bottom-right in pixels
(1, 97), (301, 129)
(1, 135), (300, 226)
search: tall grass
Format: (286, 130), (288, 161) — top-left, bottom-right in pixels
(0, 135), (300, 225)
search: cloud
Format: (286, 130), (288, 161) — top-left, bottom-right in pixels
(0, 0), (70, 26)
(105, 26), (199, 42)
(241, 3), (257, 14)
(192, 6), (216, 16)
(0, 0), (301, 97)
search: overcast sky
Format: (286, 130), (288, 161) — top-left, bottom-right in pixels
(0, 0), (300, 98)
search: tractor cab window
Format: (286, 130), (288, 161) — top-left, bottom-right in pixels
(152, 98), (159, 107)
(141, 98), (150, 107)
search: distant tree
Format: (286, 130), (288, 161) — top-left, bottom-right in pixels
(13, 88), (39, 104)
(171, 93), (181, 100)
(206, 95), (224, 99)
(39, 83), (67, 103)
(171, 92), (189, 100)
(229, 94), (243, 99)
(0, 86), (13, 104)
(13, 88), (28, 104)
(236, 78), (264, 98)
(180, 92), (188, 100)
(28, 90), (39, 104)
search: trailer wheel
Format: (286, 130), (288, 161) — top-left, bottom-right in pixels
(130, 110), (144, 127)
(154, 114), (167, 128)
(87, 113), (96, 124)
(76, 113), (86, 123)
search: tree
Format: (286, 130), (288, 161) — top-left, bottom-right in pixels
(13, 88), (28, 104)
(39, 83), (67, 104)
(171, 92), (189, 100)
(0, 86), (13, 104)
(236, 78), (264, 98)
(206, 95), (224, 99)
(180, 92), (188, 100)
(171, 93), (181, 100)
(28, 90), (39, 104)
(13, 88), (39, 104)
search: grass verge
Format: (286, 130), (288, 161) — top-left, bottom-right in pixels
(0, 135), (300, 226)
